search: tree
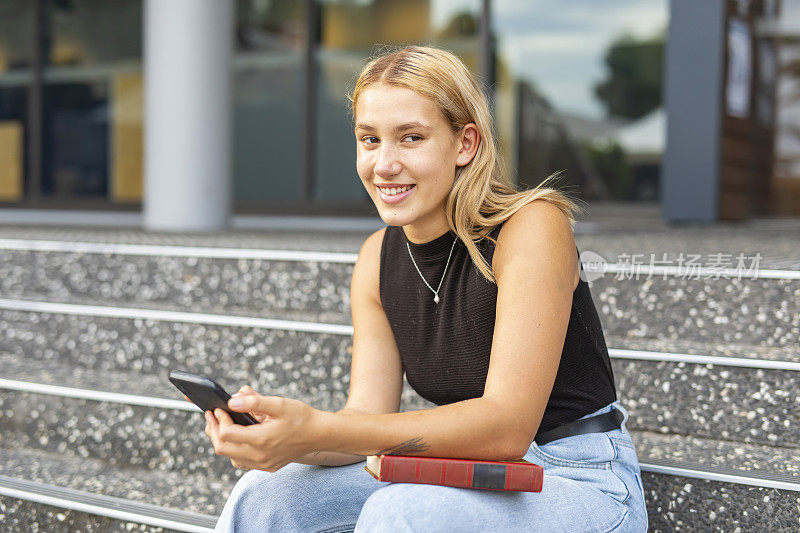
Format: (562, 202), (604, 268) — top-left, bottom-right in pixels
(594, 33), (664, 120)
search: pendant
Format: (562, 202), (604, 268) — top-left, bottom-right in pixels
(434, 295), (440, 304)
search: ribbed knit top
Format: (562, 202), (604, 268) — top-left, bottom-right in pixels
(379, 224), (617, 437)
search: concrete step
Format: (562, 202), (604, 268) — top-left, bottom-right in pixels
(1, 426), (797, 532)
(1, 236), (797, 347)
(632, 430), (800, 531)
(0, 305), (356, 411)
(1, 299), (798, 446)
(0, 444), (221, 532)
(612, 354), (800, 448)
(0, 353), (430, 478)
(0, 245), (355, 325)
(0, 221), (797, 268)
(589, 274), (799, 350)
(1, 345), (798, 482)
(0, 384), (233, 480)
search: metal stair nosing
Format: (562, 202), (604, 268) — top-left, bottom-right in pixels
(0, 474), (218, 533)
(639, 461), (800, 493)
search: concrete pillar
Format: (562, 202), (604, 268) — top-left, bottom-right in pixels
(661, 0), (726, 222)
(143, 0), (234, 231)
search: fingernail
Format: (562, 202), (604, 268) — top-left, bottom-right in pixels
(229, 398), (243, 408)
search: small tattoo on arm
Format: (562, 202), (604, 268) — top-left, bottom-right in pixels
(377, 437), (430, 456)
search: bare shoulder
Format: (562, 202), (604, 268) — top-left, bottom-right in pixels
(499, 200), (574, 243)
(358, 227), (387, 261)
(351, 227), (387, 303)
(494, 201), (578, 290)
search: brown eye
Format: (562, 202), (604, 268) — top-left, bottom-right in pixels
(403, 134), (422, 142)
(362, 136), (379, 144)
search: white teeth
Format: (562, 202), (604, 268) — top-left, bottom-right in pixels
(380, 185), (412, 196)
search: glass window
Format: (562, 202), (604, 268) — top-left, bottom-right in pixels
(0, 0), (34, 203)
(314, 0), (481, 206)
(492, 0), (668, 203)
(42, 0), (143, 202)
(234, 0), (307, 207)
(772, 0), (800, 214)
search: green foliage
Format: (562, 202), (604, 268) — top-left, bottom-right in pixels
(586, 140), (633, 199)
(594, 34), (664, 120)
(436, 11), (479, 39)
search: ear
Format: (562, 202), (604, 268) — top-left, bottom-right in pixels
(455, 123), (480, 167)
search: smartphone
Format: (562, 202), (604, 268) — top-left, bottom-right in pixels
(168, 370), (258, 426)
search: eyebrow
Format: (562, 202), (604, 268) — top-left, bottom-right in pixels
(354, 121), (432, 133)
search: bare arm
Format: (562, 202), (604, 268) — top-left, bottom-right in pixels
(297, 228), (404, 467)
(294, 408), (369, 466)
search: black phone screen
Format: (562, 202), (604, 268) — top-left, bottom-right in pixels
(168, 370), (258, 426)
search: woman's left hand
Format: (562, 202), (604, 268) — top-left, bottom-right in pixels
(204, 386), (320, 472)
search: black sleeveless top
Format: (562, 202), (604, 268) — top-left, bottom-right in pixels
(379, 224), (617, 437)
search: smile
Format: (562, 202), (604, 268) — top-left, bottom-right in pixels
(376, 184), (415, 204)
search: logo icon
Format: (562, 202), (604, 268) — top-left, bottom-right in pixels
(579, 250), (607, 282)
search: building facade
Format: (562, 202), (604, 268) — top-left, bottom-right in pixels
(0, 0), (796, 228)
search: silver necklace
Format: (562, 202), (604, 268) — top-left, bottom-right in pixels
(406, 236), (458, 304)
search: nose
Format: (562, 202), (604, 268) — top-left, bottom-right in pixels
(374, 145), (402, 179)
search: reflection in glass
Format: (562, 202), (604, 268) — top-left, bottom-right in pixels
(234, 0), (306, 206)
(773, 0), (800, 214)
(42, 0), (143, 201)
(315, 0), (481, 205)
(492, 0), (668, 202)
(0, 0), (34, 202)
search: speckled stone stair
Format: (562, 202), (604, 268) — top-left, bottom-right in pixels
(612, 355), (800, 448)
(588, 275), (799, 350)
(0, 247), (354, 324)
(0, 307), (355, 406)
(0, 352), (430, 478)
(0, 231), (798, 347)
(0, 444), (222, 532)
(631, 429), (800, 532)
(2, 300), (798, 448)
(2, 223), (799, 531)
(2, 339), (798, 477)
(3, 397), (799, 532)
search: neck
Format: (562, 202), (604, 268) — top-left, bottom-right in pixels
(402, 213), (451, 244)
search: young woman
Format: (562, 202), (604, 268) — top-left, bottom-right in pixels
(207, 46), (648, 532)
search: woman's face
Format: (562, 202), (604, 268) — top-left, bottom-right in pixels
(354, 84), (478, 243)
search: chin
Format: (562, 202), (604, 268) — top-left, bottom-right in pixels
(375, 211), (411, 228)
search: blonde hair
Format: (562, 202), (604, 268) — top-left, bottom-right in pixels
(350, 45), (582, 283)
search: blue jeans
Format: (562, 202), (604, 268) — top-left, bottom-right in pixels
(215, 399), (648, 532)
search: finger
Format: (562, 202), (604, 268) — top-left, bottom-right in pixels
(228, 387), (264, 413)
(213, 437), (252, 459)
(215, 409), (261, 445)
(228, 393), (283, 415)
(237, 385), (256, 395)
(204, 411), (219, 439)
(227, 394), (255, 412)
(209, 411), (253, 457)
(205, 411), (224, 453)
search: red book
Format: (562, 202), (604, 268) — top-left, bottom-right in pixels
(364, 454), (543, 492)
